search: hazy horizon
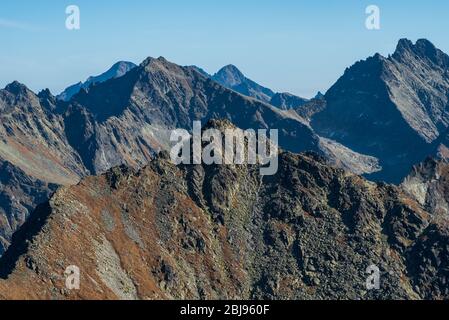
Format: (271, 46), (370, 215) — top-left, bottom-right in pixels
(1, 1), (449, 98)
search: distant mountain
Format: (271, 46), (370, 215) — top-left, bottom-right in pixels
(269, 92), (309, 110)
(57, 61), (137, 101)
(310, 39), (449, 183)
(314, 91), (325, 99)
(211, 65), (275, 103)
(189, 64), (310, 110)
(187, 65), (211, 78)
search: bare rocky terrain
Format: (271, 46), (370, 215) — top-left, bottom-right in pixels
(0, 122), (447, 299)
(0, 83), (87, 254)
(402, 157), (449, 217)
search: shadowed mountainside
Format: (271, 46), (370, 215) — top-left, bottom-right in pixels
(0, 56), (322, 254)
(57, 61), (137, 102)
(311, 39), (449, 183)
(0, 83), (87, 254)
(64, 57), (320, 174)
(1, 38), (449, 273)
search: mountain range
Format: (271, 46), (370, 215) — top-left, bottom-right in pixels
(0, 120), (447, 299)
(189, 64), (310, 109)
(0, 56), (322, 254)
(0, 38), (449, 299)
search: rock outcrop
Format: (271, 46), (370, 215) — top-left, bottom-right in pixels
(270, 92), (309, 110)
(402, 157), (449, 217)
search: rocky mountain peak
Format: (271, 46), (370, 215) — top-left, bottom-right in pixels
(393, 38), (449, 68)
(139, 56), (189, 79)
(213, 64), (246, 87)
(310, 38), (449, 183)
(140, 56), (169, 68)
(4, 81), (30, 96)
(314, 91), (325, 99)
(37, 88), (52, 98)
(393, 38), (436, 56)
(395, 38), (415, 53)
(37, 88), (57, 112)
(109, 61), (136, 76)
(57, 61), (137, 102)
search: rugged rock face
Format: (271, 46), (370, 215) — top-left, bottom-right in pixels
(311, 39), (449, 183)
(57, 61), (137, 102)
(402, 158), (449, 216)
(0, 83), (86, 183)
(270, 92), (309, 110)
(0, 118), (446, 299)
(0, 83), (87, 253)
(406, 218), (449, 299)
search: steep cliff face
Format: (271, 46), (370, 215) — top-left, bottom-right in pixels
(0, 82), (86, 183)
(311, 39), (449, 183)
(435, 129), (449, 159)
(0, 83), (87, 253)
(0, 126), (446, 299)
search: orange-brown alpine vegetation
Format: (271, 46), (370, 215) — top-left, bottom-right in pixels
(0, 139), (448, 299)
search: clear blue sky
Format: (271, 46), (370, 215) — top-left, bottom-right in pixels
(1, 0), (448, 98)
